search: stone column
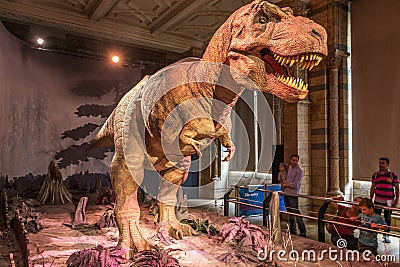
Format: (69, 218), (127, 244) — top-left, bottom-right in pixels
(327, 49), (348, 196)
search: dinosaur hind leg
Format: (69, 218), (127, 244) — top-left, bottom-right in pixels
(156, 156), (197, 239)
(111, 156), (149, 258)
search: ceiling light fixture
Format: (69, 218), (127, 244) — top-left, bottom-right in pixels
(36, 37), (44, 45)
(111, 55), (120, 63)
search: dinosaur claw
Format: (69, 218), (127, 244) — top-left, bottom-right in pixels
(171, 229), (184, 240)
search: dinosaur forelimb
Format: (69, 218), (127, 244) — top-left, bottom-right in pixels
(180, 129), (205, 157)
(218, 132), (235, 161)
(222, 143), (236, 162)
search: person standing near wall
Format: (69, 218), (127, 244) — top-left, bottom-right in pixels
(370, 157), (399, 243)
(281, 154), (306, 237)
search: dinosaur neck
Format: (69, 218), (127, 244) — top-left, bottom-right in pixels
(212, 85), (243, 132)
(202, 18), (232, 64)
(214, 85), (243, 106)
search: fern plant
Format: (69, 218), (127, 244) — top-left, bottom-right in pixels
(219, 216), (267, 250)
(66, 245), (128, 267)
(217, 216), (269, 265)
(133, 245), (182, 267)
(180, 218), (219, 236)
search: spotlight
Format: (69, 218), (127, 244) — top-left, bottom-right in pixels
(111, 55), (120, 63)
(36, 37), (44, 45)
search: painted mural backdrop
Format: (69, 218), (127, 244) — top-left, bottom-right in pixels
(0, 22), (142, 179)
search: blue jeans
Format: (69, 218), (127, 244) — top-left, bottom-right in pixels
(374, 202), (392, 233)
(284, 195), (306, 236)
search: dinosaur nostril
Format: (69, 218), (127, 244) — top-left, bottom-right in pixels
(312, 29), (322, 38)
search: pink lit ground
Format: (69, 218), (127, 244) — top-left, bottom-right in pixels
(3, 195), (397, 266)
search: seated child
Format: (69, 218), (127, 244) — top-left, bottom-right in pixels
(350, 198), (387, 255)
(329, 196), (362, 250)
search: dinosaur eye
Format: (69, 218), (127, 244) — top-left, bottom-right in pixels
(259, 17), (267, 23)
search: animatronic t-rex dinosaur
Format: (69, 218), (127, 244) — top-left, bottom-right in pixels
(94, 0), (327, 256)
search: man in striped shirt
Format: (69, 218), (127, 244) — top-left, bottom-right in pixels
(370, 157), (399, 243)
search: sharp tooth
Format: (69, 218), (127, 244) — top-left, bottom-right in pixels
(304, 84), (308, 91)
(288, 78), (293, 87)
(300, 55), (304, 62)
(286, 57), (291, 64)
(289, 59), (295, 67)
(305, 55), (309, 61)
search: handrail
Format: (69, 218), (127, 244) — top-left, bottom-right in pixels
(223, 185), (400, 243)
(234, 185), (400, 212)
(1, 189), (9, 228)
(13, 210), (30, 267)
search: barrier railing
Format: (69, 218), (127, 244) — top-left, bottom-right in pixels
(13, 210), (30, 267)
(223, 185), (400, 243)
(1, 189), (9, 228)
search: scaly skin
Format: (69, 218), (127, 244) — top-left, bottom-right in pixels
(94, 0), (327, 258)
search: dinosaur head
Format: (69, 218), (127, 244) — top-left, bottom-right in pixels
(202, 0), (328, 102)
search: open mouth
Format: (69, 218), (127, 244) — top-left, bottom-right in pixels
(261, 49), (324, 92)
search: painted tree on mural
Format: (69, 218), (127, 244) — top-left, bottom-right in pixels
(54, 79), (131, 168)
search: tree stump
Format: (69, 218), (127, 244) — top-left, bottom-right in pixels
(37, 160), (72, 204)
(72, 197), (88, 226)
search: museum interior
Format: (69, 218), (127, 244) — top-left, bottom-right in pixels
(0, 0), (399, 266)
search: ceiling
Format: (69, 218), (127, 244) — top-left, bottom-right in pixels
(0, 0), (261, 57)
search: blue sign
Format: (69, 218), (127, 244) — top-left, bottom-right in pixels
(238, 185), (265, 216)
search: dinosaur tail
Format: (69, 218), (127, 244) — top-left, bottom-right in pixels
(90, 110), (115, 148)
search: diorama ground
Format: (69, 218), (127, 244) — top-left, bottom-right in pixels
(1, 194), (399, 266)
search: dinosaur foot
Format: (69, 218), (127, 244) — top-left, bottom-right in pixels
(160, 220), (198, 240)
(149, 222), (177, 246)
(118, 220), (151, 259)
(157, 203), (198, 240)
